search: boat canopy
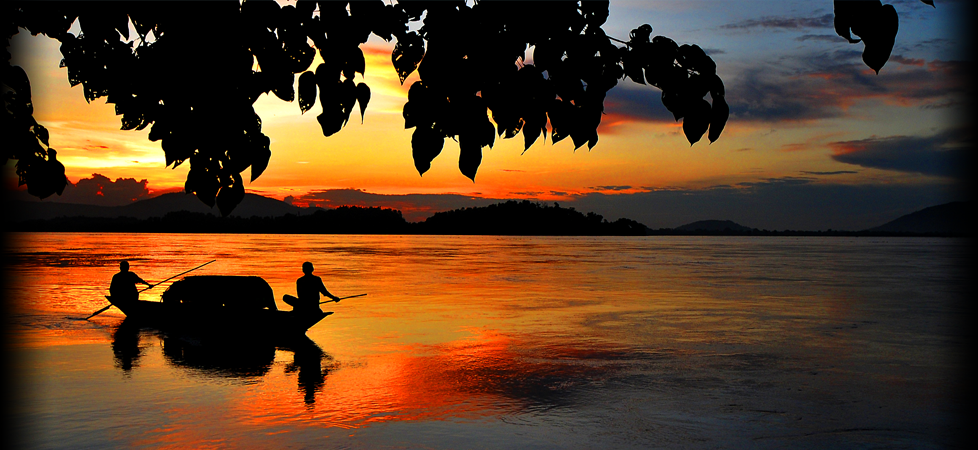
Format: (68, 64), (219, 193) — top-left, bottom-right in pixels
(161, 276), (277, 311)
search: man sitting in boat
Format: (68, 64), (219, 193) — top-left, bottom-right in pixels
(284, 262), (340, 314)
(110, 261), (153, 303)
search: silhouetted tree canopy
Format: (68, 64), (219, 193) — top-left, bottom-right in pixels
(2, 0), (932, 215)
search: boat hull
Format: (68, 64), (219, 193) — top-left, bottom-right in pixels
(106, 296), (331, 338)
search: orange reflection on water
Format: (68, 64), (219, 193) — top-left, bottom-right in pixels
(229, 326), (622, 432)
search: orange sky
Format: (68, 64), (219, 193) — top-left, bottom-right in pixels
(5, 0), (968, 229)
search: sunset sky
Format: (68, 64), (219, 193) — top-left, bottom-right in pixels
(5, 0), (971, 229)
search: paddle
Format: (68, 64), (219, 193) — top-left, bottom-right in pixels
(320, 293), (367, 304)
(84, 260), (217, 320)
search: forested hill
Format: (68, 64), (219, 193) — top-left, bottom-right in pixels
(8, 200), (649, 236)
(416, 200), (648, 235)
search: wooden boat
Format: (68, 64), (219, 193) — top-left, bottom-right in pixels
(106, 275), (331, 338)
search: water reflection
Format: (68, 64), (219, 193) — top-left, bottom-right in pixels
(10, 234), (965, 448)
(111, 319), (333, 404)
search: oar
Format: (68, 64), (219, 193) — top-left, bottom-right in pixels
(320, 293), (367, 304)
(84, 260), (217, 320)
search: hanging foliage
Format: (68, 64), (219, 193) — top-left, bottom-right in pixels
(3, 0), (929, 214)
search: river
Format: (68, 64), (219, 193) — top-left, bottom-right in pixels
(4, 233), (969, 449)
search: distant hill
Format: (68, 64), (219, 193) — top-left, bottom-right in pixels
(416, 200), (648, 235)
(674, 220), (753, 232)
(865, 202), (970, 234)
(8, 193), (320, 222)
(6, 200), (649, 235)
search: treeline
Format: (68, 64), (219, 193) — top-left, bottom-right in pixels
(420, 200), (647, 235)
(8, 201), (649, 236)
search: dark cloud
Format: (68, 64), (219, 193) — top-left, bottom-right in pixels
(889, 55), (926, 66)
(800, 170), (859, 175)
(726, 51), (968, 122)
(566, 178), (964, 231)
(601, 85), (675, 124)
(829, 128), (973, 180)
(595, 46), (967, 127)
(721, 14), (834, 30)
(10, 173), (151, 206)
(795, 34), (843, 43)
(590, 185), (633, 191)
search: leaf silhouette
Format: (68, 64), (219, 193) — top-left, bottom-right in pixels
(356, 82), (371, 123)
(297, 71), (317, 114)
(272, 72), (296, 102)
(344, 47), (366, 79)
(708, 95), (729, 144)
(162, 134), (194, 168)
(185, 160), (219, 207)
(316, 107), (344, 137)
(412, 126), (444, 176)
(834, 0), (899, 73)
(677, 44), (715, 75)
(392, 31), (424, 85)
(338, 78), (358, 125)
(860, 4), (898, 74)
(19, 0), (931, 216)
(522, 109), (547, 152)
(682, 98), (711, 145)
(249, 135), (272, 181)
(216, 172), (245, 217)
(458, 132), (483, 181)
(34, 124), (50, 147)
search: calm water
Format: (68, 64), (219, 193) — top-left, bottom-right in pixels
(4, 233), (969, 449)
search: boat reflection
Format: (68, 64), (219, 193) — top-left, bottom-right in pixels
(111, 318), (333, 404)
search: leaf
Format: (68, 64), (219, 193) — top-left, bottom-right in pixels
(677, 44), (715, 75)
(392, 32), (424, 85)
(661, 90), (685, 121)
(833, 1), (862, 44)
(682, 98), (711, 146)
(317, 109), (344, 137)
(185, 165), (218, 207)
(250, 135), (272, 181)
(216, 173), (245, 217)
(339, 78), (357, 125)
(569, 107), (599, 151)
(860, 4), (898, 74)
(346, 47), (366, 78)
(120, 111), (146, 131)
(548, 99), (572, 144)
(356, 82), (371, 123)
(34, 124), (50, 147)
(629, 24), (653, 44)
(522, 110), (547, 152)
(162, 134), (194, 168)
(297, 71), (317, 114)
(581, 0), (610, 28)
(411, 126), (444, 176)
(708, 73), (725, 98)
(708, 95), (729, 144)
(458, 132), (482, 181)
(622, 48), (646, 85)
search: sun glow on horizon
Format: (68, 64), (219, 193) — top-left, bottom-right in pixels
(6, 0), (966, 229)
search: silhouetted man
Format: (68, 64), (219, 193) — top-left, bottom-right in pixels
(284, 262), (339, 313)
(110, 260), (152, 303)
